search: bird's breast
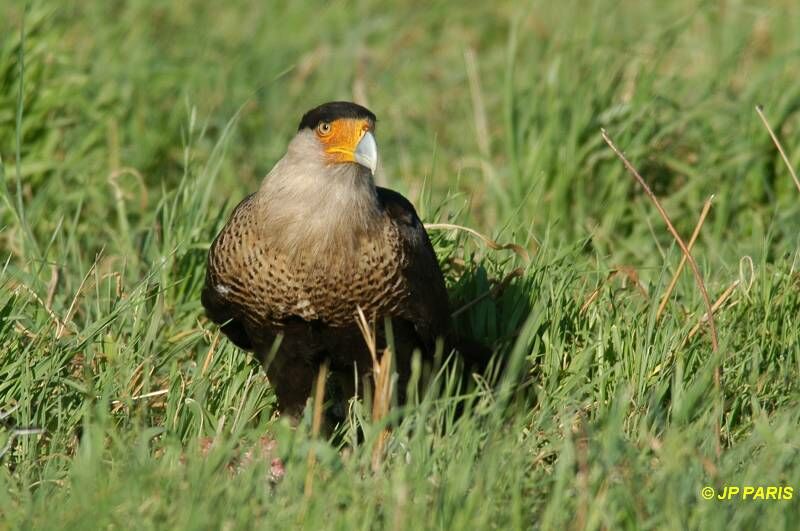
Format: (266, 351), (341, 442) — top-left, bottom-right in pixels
(209, 215), (410, 328)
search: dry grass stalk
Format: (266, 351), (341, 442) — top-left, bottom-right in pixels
(648, 276), (741, 380)
(656, 195), (715, 320)
(687, 280), (740, 341)
(601, 130), (719, 352)
(45, 265), (59, 309)
(580, 265), (648, 315)
(755, 105), (800, 195)
(201, 330), (221, 376)
(370, 348), (393, 472)
(58, 253), (102, 339)
(425, 223), (531, 263)
(355, 306), (394, 472)
(110, 389), (169, 411)
(13, 282), (68, 337)
(107, 166), (149, 211)
(464, 48), (491, 159)
(304, 361), (329, 498)
(356, 306), (378, 367)
(601, 129), (722, 457)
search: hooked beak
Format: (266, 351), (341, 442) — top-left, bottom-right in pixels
(354, 131), (378, 175)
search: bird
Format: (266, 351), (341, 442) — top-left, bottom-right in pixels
(202, 101), (487, 422)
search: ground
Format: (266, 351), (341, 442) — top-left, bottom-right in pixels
(1, 1), (799, 529)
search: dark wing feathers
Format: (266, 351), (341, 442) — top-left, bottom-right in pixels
(376, 187), (450, 349)
(201, 278), (254, 351)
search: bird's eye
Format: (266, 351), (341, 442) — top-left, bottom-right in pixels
(317, 122), (332, 136)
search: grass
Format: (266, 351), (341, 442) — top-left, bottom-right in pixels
(1, 0), (800, 528)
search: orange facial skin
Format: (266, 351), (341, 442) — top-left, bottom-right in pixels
(315, 118), (373, 164)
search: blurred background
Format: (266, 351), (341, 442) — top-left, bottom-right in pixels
(2, 0), (799, 273)
(2, 2), (800, 527)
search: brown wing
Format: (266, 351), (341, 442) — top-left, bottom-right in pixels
(377, 187), (450, 350)
(201, 195), (258, 351)
(377, 188), (495, 373)
(204, 188), (451, 355)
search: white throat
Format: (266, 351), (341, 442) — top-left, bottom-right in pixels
(255, 143), (382, 263)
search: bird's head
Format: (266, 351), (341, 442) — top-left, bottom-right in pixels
(256, 101), (383, 259)
(293, 101), (378, 175)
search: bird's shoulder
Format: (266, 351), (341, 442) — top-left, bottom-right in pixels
(376, 186), (450, 343)
(377, 186), (422, 229)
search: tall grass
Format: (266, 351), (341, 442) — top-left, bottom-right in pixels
(1, 1), (799, 528)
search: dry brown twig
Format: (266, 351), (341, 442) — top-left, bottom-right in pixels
(755, 105), (800, 195)
(102, 271), (123, 299)
(425, 223), (531, 263)
(648, 275), (741, 380)
(355, 306), (394, 472)
(13, 256), (103, 342)
(110, 389), (169, 410)
(580, 266), (647, 314)
(602, 129), (721, 456)
(738, 255), (756, 295)
(201, 330), (221, 376)
(107, 166), (149, 211)
(355, 306), (378, 368)
(304, 361), (329, 498)
(687, 280), (740, 341)
(580, 265), (649, 315)
(656, 195), (715, 321)
(13, 282), (68, 337)
(59, 254), (103, 339)
(427, 222), (530, 321)
(601, 130), (719, 352)
(45, 265), (59, 309)
(370, 348), (393, 472)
